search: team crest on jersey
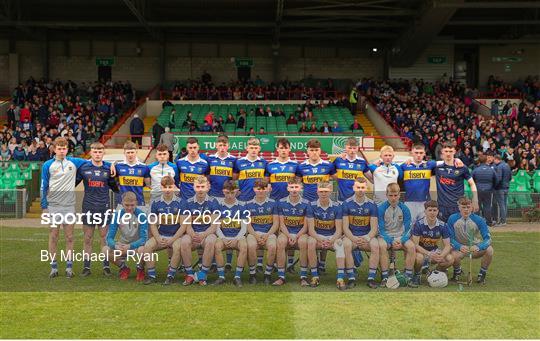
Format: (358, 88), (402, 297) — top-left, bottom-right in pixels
(454, 170), (460, 175)
(68, 166), (73, 171)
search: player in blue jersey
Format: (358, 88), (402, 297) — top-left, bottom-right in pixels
(436, 141), (479, 222)
(76, 142), (118, 277)
(306, 181), (346, 289)
(447, 197), (493, 284)
(114, 141), (150, 208)
(41, 137), (94, 278)
(204, 135), (237, 271)
(234, 137), (268, 201)
(205, 135), (236, 198)
(296, 138), (336, 202)
(176, 137), (210, 200)
(411, 200), (454, 286)
(147, 144), (179, 204)
(334, 137), (373, 202)
(102, 192), (148, 281)
(142, 176), (186, 285)
(342, 178), (380, 289)
(369, 145), (403, 204)
(273, 177), (310, 286)
(177, 176), (220, 286)
(377, 183), (417, 287)
(214, 180), (249, 287)
(246, 179), (279, 285)
(267, 138), (298, 201)
(401, 143), (437, 224)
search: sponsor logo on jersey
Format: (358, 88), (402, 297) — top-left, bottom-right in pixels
(336, 169), (363, 180)
(302, 174), (330, 184)
(404, 169), (431, 180)
(119, 176), (144, 186)
(238, 169), (265, 180)
(270, 172), (295, 183)
(210, 166), (233, 177)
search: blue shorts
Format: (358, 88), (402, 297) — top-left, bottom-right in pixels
(438, 205), (459, 223)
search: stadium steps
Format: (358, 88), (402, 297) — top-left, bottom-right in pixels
(144, 116), (157, 133)
(27, 200), (42, 218)
(355, 114), (385, 149)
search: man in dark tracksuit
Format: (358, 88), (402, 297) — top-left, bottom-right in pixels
(493, 155), (512, 226)
(472, 154), (499, 226)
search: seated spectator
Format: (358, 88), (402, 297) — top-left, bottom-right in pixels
(332, 121), (343, 133)
(237, 113), (246, 129)
(319, 121), (331, 134)
(259, 127), (266, 135)
(0, 144), (11, 161)
(213, 121), (224, 133)
(200, 121), (212, 132)
(182, 112), (195, 128)
(275, 107), (285, 117)
(12, 145), (26, 161)
(248, 127), (256, 135)
(265, 107), (273, 117)
(287, 114), (298, 125)
(256, 107), (265, 117)
(298, 122), (309, 133)
(350, 119), (364, 132)
(306, 111), (316, 123)
(309, 122), (318, 133)
(226, 113), (236, 124)
(204, 111), (214, 125)
(189, 122), (198, 133)
(27, 145), (41, 161)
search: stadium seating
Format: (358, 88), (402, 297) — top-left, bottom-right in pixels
(533, 170), (540, 193)
(514, 169), (532, 191)
(158, 104), (355, 133)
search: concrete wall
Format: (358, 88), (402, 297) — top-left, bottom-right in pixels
(0, 39), (384, 92)
(478, 43), (540, 86)
(389, 44), (455, 82)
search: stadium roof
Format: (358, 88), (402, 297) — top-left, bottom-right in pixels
(1, 0), (539, 65)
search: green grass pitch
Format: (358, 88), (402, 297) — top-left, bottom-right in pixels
(1, 226), (539, 339)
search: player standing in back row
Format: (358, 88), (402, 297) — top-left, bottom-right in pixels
(435, 141), (479, 222)
(369, 145), (402, 204)
(333, 137), (372, 202)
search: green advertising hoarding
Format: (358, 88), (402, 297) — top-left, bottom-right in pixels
(173, 135), (363, 156)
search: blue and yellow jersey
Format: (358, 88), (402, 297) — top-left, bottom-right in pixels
(116, 161), (150, 206)
(151, 197), (184, 237)
(245, 198), (278, 233)
(296, 160), (336, 201)
(218, 199), (247, 238)
(333, 156), (370, 202)
(435, 164), (472, 207)
(278, 198), (311, 235)
(401, 161), (436, 202)
(342, 196), (377, 236)
(184, 195), (220, 233)
(267, 159), (298, 201)
(308, 200), (343, 237)
(176, 156), (210, 200)
(412, 217), (449, 251)
(204, 153), (236, 198)
(234, 156), (268, 201)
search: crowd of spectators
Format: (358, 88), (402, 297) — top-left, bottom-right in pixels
(167, 73), (344, 101)
(0, 78), (136, 162)
(487, 75), (540, 101)
(361, 78), (539, 171)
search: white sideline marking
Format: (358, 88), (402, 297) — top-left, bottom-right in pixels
(2, 237), (46, 242)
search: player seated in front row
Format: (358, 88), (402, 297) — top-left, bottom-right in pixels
(274, 177), (310, 286)
(178, 175), (220, 286)
(142, 176), (185, 285)
(246, 179), (279, 285)
(342, 177), (380, 289)
(447, 197), (493, 284)
(411, 200), (454, 286)
(103, 192), (148, 281)
(214, 180), (248, 287)
(377, 183), (417, 288)
(306, 181), (347, 290)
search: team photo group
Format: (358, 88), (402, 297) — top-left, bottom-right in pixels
(40, 134), (495, 290)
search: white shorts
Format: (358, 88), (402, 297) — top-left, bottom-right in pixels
(46, 206), (76, 227)
(405, 201), (426, 225)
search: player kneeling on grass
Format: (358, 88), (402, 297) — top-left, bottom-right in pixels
(103, 192), (148, 280)
(143, 176), (186, 285)
(342, 177), (380, 289)
(274, 178), (310, 286)
(178, 175), (220, 286)
(307, 181), (346, 290)
(378, 183), (417, 288)
(447, 197), (493, 284)
(411, 200), (454, 286)
(214, 180), (248, 287)
(246, 179), (279, 285)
